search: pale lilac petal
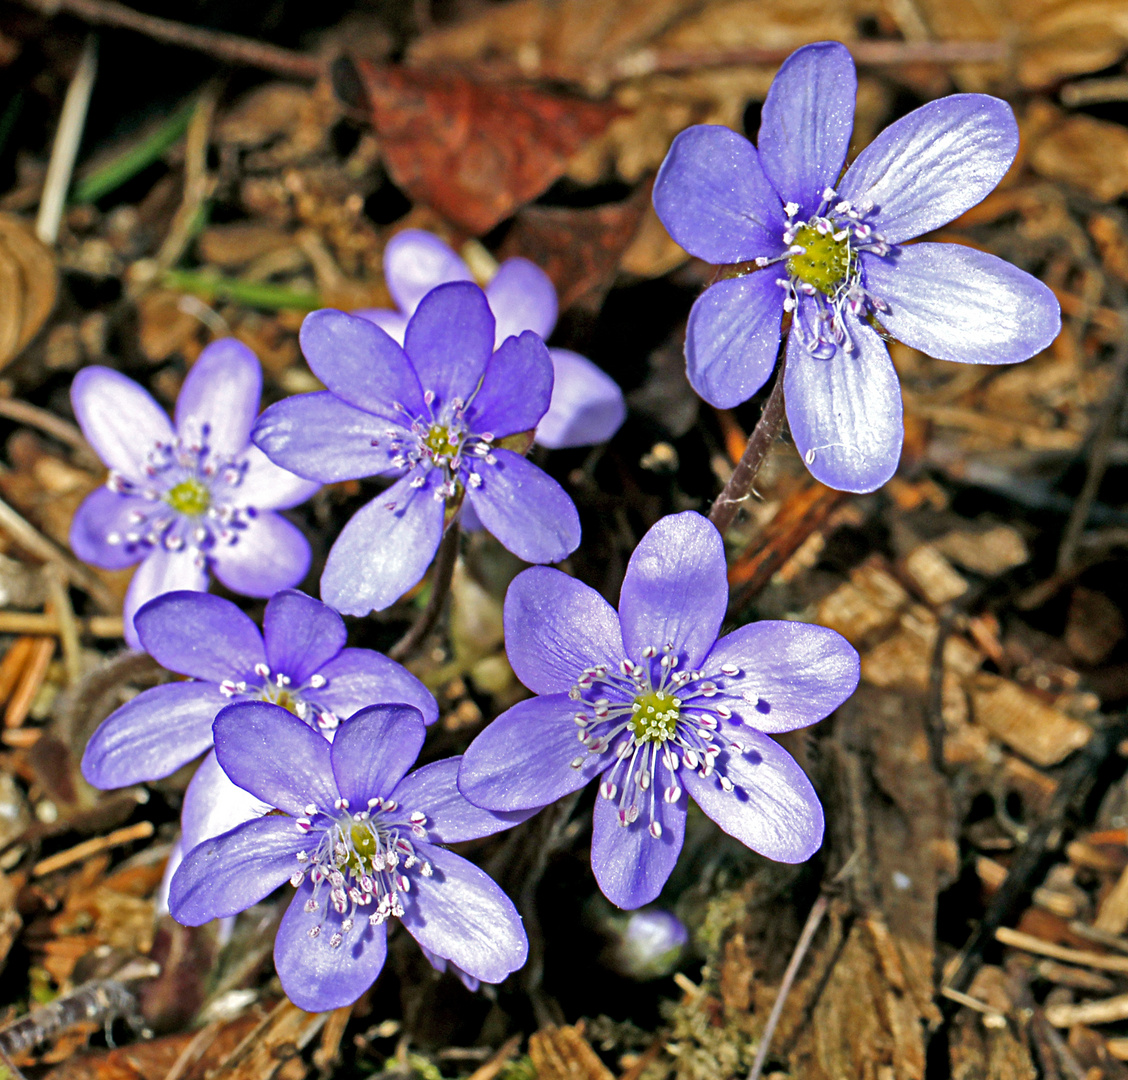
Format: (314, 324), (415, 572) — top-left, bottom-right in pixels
(466, 331), (553, 439)
(253, 392), (402, 483)
(465, 448), (580, 564)
(401, 844), (528, 984)
(391, 757), (535, 842)
(486, 258), (558, 344)
(169, 815), (305, 925)
(535, 349), (625, 449)
(591, 786), (687, 910)
(210, 512), (310, 598)
(330, 704), (426, 807)
(838, 94), (1018, 244)
(212, 701), (337, 815)
(71, 367), (174, 482)
(134, 590), (265, 681)
(458, 694), (608, 812)
(685, 272), (785, 409)
(653, 125), (786, 265)
(239, 445), (320, 510)
(704, 622), (859, 733)
(862, 243), (1060, 364)
(81, 681), (228, 788)
(404, 282), (496, 411)
(353, 308), (408, 345)
(122, 548), (208, 649)
(384, 229), (472, 314)
(253, 596), (340, 690)
(275, 882), (388, 1011)
(784, 315), (903, 494)
(314, 648), (439, 726)
(299, 308), (425, 419)
(503, 566), (625, 695)
(758, 41), (856, 216)
(175, 339), (261, 459)
(180, 750), (271, 852)
(320, 471), (445, 615)
(69, 488), (147, 570)
(682, 729), (824, 862)
(618, 512), (726, 671)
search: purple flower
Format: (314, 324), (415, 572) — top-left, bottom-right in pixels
(252, 282), (582, 615)
(70, 340), (320, 647)
(458, 511), (859, 910)
(356, 230), (626, 449)
(652, 41), (1061, 493)
(169, 702), (529, 1011)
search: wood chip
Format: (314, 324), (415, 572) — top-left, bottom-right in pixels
(901, 544), (968, 606)
(1045, 992), (1128, 1027)
(814, 558), (911, 647)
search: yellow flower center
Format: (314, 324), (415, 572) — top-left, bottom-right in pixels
(630, 690), (680, 742)
(423, 424), (460, 458)
(165, 478), (210, 516)
(787, 223), (851, 296)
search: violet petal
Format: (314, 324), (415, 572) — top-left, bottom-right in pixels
(122, 548), (208, 650)
(329, 704), (426, 807)
(210, 511), (310, 598)
(174, 339), (261, 459)
(467, 331), (554, 439)
(262, 590), (346, 684)
(486, 257), (558, 344)
(180, 749), (271, 852)
(314, 648), (439, 726)
(535, 348), (625, 449)
(353, 308), (408, 345)
(239, 445), (321, 510)
(384, 229), (473, 314)
(69, 488), (147, 570)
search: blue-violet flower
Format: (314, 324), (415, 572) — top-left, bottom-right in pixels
(252, 282), (582, 615)
(69, 340), (320, 647)
(169, 702), (529, 1011)
(652, 41), (1061, 493)
(458, 511), (860, 909)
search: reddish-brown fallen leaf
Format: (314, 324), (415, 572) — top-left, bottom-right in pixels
(354, 60), (624, 234)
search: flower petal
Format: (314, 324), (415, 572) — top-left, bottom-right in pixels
(401, 844), (528, 984)
(169, 815), (305, 925)
(239, 445), (320, 510)
(758, 41), (857, 217)
(354, 308), (408, 345)
(320, 472), (445, 615)
(681, 729), (824, 862)
(123, 548), (208, 650)
(652, 125), (785, 265)
(685, 272), (785, 409)
(863, 243), (1060, 365)
(705, 621), (859, 733)
(486, 258), (558, 344)
(259, 590), (346, 685)
(466, 331), (553, 439)
(69, 488), (147, 570)
(391, 757), (536, 842)
(253, 392), (400, 483)
(314, 648), (439, 726)
(135, 590), (265, 680)
(784, 315), (903, 494)
(212, 701), (338, 815)
(838, 94), (1018, 245)
(404, 281), (495, 412)
(299, 308), (425, 419)
(591, 784), (687, 909)
(330, 704), (426, 807)
(175, 339), (262, 459)
(180, 749), (271, 852)
(503, 566), (625, 695)
(210, 512), (310, 598)
(465, 448), (580, 564)
(535, 349), (625, 449)
(384, 229), (473, 314)
(458, 694), (608, 812)
(71, 367), (174, 482)
(618, 512), (726, 671)
(81, 681), (228, 788)
(275, 882), (389, 1011)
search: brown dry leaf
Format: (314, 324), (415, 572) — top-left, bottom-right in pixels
(0, 213), (57, 368)
(528, 1024), (614, 1080)
(1027, 104), (1128, 203)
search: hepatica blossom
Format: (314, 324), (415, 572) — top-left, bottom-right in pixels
(652, 41), (1060, 493)
(70, 340), (320, 647)
(356, 229), (625, 450)
(459, 512), (859, 909)
(253, 282), (581, 615)
(170, 702), (528, 1011)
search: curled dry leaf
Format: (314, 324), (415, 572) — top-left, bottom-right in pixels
(0, 214), (57, 369)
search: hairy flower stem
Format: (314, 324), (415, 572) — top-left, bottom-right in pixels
(389, 519), (461, 662)
(707, 344), (788, 535)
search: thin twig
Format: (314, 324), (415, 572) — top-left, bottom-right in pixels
(747, 893), (829, 1080)
(18, 0), (321, 80)
(0, 397), (93, 456)
(0, 610), (122, 637)
(708, 348), (787, 535)
(36, 34), (97, 245)
(389, 520), (460, 662)
(32, 820), (154, 876)
(43, 564), (82, 686)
